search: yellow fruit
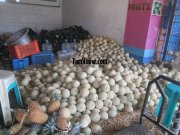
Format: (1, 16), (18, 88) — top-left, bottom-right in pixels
(47, 100), (60, 114)
(56, 116), (69, 131)
(28, 109), (48, 124)
(28, 101), (43, 112)
(14, 109), (31, 125)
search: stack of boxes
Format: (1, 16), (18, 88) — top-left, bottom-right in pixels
(9, 40), (54, 71)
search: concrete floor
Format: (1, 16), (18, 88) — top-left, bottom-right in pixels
(114, 124), (154, 135)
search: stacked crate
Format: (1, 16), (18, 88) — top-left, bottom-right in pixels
(9, 40), (40, 70)
(31, 52), (54, 65)
(11, 58), (30, 71)
(9, 40), (55, 71)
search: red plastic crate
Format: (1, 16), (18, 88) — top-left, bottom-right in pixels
(8, 40), (40, 59)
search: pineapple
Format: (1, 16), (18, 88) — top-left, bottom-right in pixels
(47, 94), (61, 114)
(28, 109), (48, 124)
(53, 131), (69, 135)
(56, 116), (70, 131)
(26, 131), (37, 135)
(69, 122), (81, 135)
(14, 109), (31, 124)
(48, 112), (58, 121)
(41, 117), (58, 135)
(28, 101), (43, 112)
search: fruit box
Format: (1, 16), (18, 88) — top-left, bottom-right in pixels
(11, 58), (29, 71)
(31, 51), (55, 65)
(8, 40), (40, 59)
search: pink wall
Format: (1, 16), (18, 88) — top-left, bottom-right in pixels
(146, 0), (165, 49)
(124, 0), (164, 49)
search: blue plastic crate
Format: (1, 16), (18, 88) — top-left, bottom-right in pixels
(31, 52), (54, 65)
(11, 58), (29, 71)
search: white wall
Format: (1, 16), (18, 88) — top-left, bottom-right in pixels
(0, 0), (129, 44)
(0, 2), (62, 33)
(62, 0), (129, 44)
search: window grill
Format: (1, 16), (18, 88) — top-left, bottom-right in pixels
(155, 0), (180, 63)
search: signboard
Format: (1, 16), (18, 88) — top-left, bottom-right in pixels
(128, 2), (151, 11)
(152, 0), (163, 16)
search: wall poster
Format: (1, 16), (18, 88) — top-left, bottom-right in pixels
(152, 0), (163, 16)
